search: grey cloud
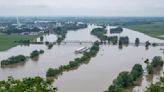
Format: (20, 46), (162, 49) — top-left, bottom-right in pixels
(0, 0), (164, 16)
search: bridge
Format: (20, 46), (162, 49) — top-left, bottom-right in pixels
(30, 40), (164, 46)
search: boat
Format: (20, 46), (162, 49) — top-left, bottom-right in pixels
(75, 47), (88, 53)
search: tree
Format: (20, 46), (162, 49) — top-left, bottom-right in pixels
(119, 36), (129, 45)
(108, 36), (118, 45)
(110, 27), (123, 34)
(146, 56), (164, 74)
(40, 36), (44, 41)
(30, 50), (44, 59)
(1, 55), (26, 65)
(113, 72), (133, 88)
(130, 64), (143, 81)
(151, 56), (163, 67)
(145, 41), (151, 48)
(0, 76), (56, 92)
(146, 64), (153, 74)
(48, 44), (53, 49)
(146, 77), (164, 92)
(39, 50), (44, 54)
(30, 50), (40, 58)
(135, 38), (140, 46)
(91, 28), (107, 41)
(46, 68), (61, 77)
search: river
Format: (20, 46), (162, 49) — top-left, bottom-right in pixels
(0, 25), (163, 92)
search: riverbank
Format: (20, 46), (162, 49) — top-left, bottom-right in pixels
(0, 34), (37, 51)
(126, 22), (164, 40)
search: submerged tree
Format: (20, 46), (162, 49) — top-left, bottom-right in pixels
(135, 38), (140, 46)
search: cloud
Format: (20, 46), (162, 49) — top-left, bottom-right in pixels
(0, 0), (164, 16)
(23, 5), (49, 8)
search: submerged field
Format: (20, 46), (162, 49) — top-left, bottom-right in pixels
(0, 34), (36, 51)
(126, 22), (164, 40)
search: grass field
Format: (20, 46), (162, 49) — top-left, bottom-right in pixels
(126, 22), (164, 40)
(0, 34), (36, 51)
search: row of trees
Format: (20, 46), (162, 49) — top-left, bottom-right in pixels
(91, 28), (129, 46)
(91, 27), (107, 41)
(106, 64), (143, 92)
(63, 23), (87, 30)
(46, 41), (100, 78)
(119, 36), (129, 46)
(1, 49), (45, 66)
(110, 27), (123, 34)
(16, 39), (30, 44)
(53, 27), (67, 44)
(145, 56), (164, 74)
(1, 55), (27, 66)
(107, 36), (118, 45)
(53, 23), (88, 44)
(30, 50), (44, 58)
(0, 76), (56, 92)
(3, 26), (41, 34)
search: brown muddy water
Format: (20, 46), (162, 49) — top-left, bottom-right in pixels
(0, 25), (164, 92)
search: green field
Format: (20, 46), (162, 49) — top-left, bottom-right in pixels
(126, 22), (164, 40)
(0, 34), (36, 51)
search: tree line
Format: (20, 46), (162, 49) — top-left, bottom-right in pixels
(1, 49), (44, 66)
(2, 26), (41, 34)
(110, 27), (123, 34)
(1, 55), (27, 66)
(46, 41), (100, 78)
(105, 64), (143, 92)
(53, 23), (88, 44)
(30, 50), (44, 58)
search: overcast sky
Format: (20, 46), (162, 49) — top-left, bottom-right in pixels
(0, 0), (164, 16)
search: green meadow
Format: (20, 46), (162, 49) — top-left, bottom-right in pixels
(0, 34), (36, 51)
(126, 22), (164, 39)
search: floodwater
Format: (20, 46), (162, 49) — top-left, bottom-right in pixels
(0, 25), (164, 92)
(36, 34), (57, 42)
